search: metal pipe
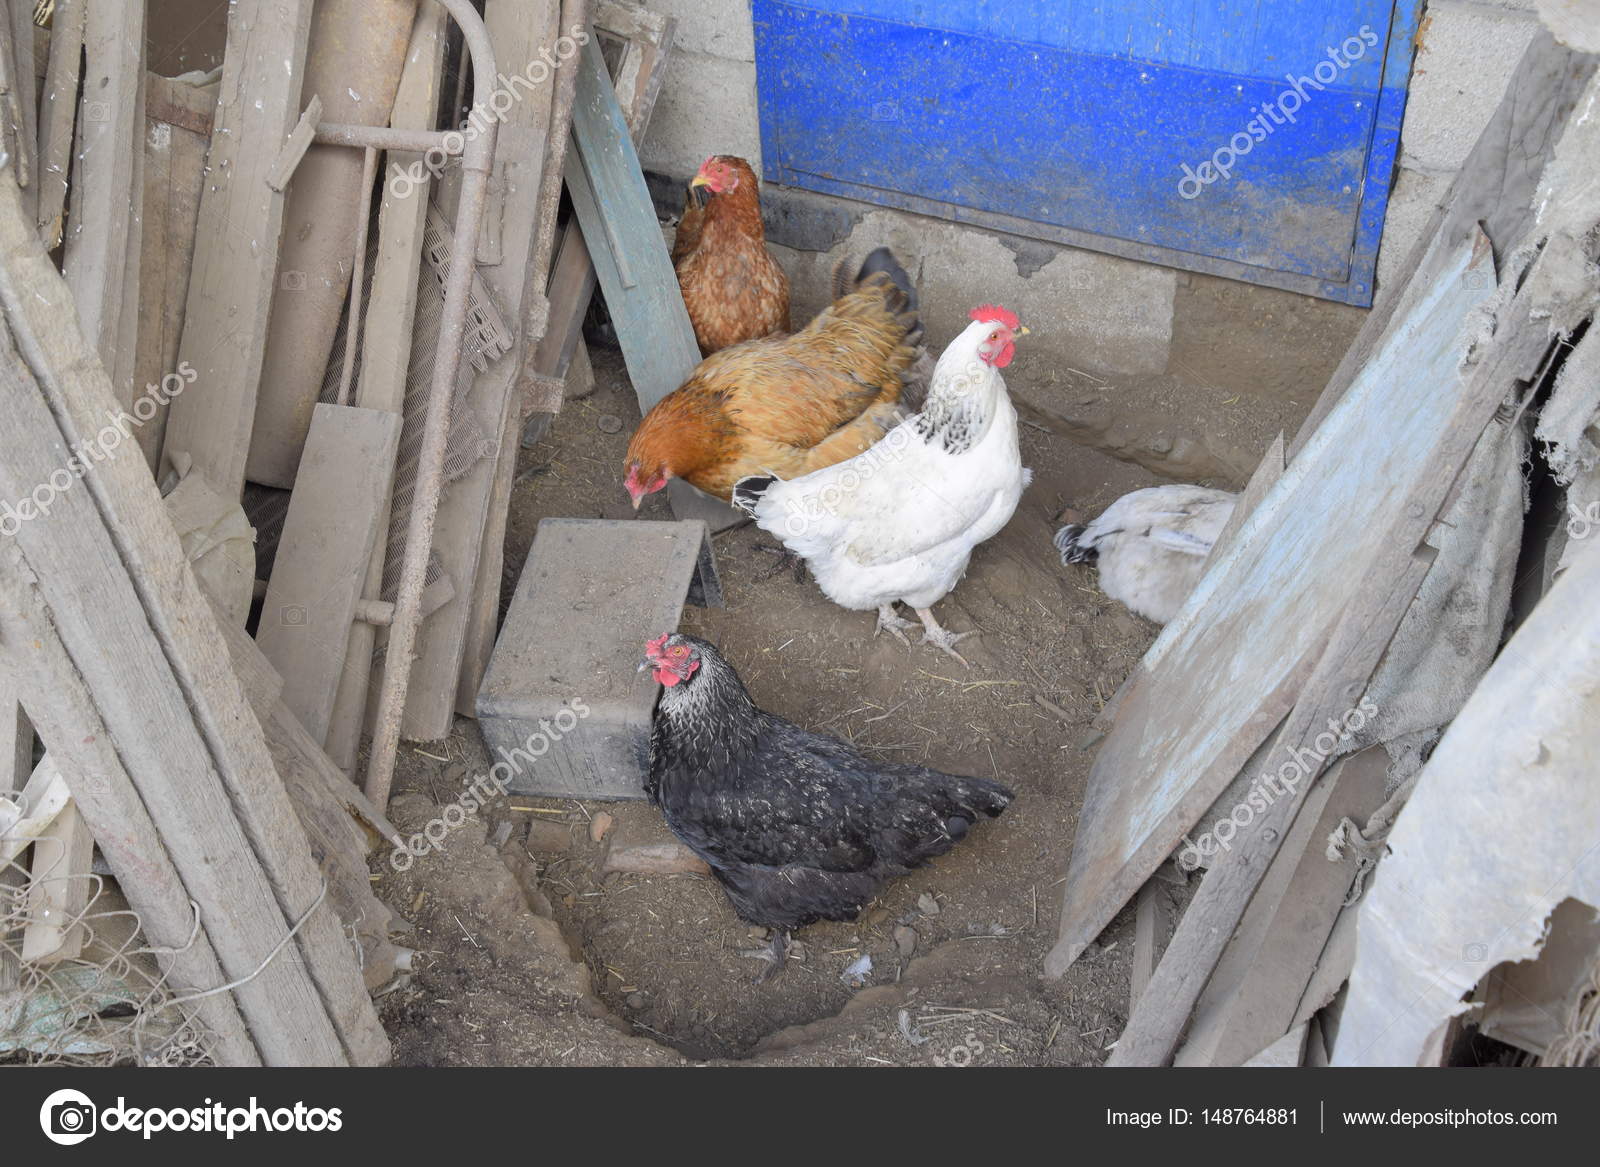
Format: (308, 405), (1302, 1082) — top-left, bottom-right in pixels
(312, 123), (462, 154)
(364, 0), (499, 809)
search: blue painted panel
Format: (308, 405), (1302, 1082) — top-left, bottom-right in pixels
(753, 1), (1419, 304)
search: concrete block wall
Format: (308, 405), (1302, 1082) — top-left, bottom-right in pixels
(1375, 0), (1540, 292)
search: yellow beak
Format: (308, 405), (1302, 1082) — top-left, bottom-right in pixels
(1017, 325), (1031, 336)
(689, 174), (710, 190)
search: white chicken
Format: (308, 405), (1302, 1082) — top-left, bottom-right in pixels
(1053, 484), (1237, 625)
(733, 306), (1031, 665)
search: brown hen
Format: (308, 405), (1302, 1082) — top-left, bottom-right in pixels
(673, 155), (790, 354)
(625, 248), (922, 506)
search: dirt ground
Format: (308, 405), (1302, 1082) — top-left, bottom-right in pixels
(373, 311), (1335, 1065)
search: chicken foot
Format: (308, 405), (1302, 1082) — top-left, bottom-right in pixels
(737, 930), (793, 984)
(874, 604), (918, 647)
(915, 607), (975, 668)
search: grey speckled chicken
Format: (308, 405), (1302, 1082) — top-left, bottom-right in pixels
(641, 633), (1012, 981)
(1054, 485), (1238, 625)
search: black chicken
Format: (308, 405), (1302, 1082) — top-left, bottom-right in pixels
(641, 632), (1013, 981)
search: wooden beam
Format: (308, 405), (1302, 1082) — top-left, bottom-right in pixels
(0, 556), (260, 1064)
(63, 0), (144, 408)
(0, 0), (38, 221)
(160, 0), (314, 499)
(34, 0), (82, 248)
(325, 1), (447, 772)
(400, 0), (561, 740)
(0, 172), (384, 1064)
(257, 403), (401, 745)
(133, 72), (216, 473)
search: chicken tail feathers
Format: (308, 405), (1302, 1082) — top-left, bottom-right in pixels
(1054, 523), (1099, 565)
(732, 474), (778, 516)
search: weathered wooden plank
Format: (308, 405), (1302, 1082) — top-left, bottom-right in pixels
(133, 73), (216, 472)
(245, 0), (419, 488)
(1129, 878), (1164, 1010)
(566, 36), (738, 530)
(258, 403), (401, 746)
(0, 550), (260, 1064)
(1045, 232), (1498, 985)
(1173, 746), (1387, 1067)
(62, 0), (144, 408)
(325, 1), (447, 772)
(400, 0), (560, 740)
(1107, 262), (1565, 1064)
(0, 173), (384, 1064)
(567, 35), (698, 416)
(160, 0), (314, 499)
(34, 0), (82, 247)
(0, 0), (38, 220)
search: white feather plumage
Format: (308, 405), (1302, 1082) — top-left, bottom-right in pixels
(1055, 484), (1237, 625)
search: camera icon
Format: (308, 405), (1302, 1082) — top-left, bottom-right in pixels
(1463, 271), (1490, 290)
(281, 270), (307, 291)
(84, 101), (110, 123)
(281, 605), (307, 627)
(870, 100), (901, 122)
(1462, 942), (1488, 963)
(39, 1089), (97, 1145)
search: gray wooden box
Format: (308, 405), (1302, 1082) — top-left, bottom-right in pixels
(474, 518), (720, 799)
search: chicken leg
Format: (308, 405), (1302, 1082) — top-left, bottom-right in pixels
(915, 607), (975, 668)
(874, 604), (917, 647)
(738, 930), (792, 984)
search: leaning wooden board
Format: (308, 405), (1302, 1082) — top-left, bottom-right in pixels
(1045, 232), (1497, 979)
(161, 0), (314, 499)
(565, 35), (740, 531)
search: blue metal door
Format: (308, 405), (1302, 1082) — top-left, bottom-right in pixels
(753, 1), (1422, 305)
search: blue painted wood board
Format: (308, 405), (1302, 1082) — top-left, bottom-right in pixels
(753, 1), (1422, 305)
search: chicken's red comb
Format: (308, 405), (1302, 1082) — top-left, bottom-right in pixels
(970, 304), (1020, 330)
(645, 633), (671, 655)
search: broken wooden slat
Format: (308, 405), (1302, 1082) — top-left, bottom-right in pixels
(132, 72), (216, 473)
(0, 173), (384, 1064)
(33, 0), (82, 247)
(160, 0), (314, 500)
(21, 795), (94, 963)
(62, 0), (144, 408)
(258, 403), (402, 746)
(324, 1), (447, 773)
(1174, 746), (1387, 1067)
(245, 0), (420, 488)
(0, 753), (70, 868)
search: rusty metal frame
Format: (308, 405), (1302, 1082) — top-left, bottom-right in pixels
(303, 0), (499, 809)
